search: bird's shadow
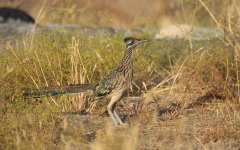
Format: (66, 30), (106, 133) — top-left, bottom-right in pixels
(186, 91), (225, 109)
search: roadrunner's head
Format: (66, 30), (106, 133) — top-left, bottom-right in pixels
(124, 37), (148, 49)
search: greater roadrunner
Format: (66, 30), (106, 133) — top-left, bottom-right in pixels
(89, 37), (147, 126)
(23, 37), (147, 126)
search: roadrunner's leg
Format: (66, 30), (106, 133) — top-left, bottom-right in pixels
(114, 110), (124, 125)
(108, 109), (118, 126)
(107, 93), (123, 126)
(111, 102), (124, 125)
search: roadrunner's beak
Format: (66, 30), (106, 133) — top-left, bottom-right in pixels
(135, 39), (148, 52)
(139, 39), (148, 44)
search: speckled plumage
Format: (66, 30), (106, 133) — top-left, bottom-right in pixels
(91, 46), (133, 98)
(90, 37), (148, 126)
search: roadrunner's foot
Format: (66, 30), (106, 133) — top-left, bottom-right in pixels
(115, 123), (129, 128)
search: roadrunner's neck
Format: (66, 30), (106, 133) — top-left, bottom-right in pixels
(119, 47), (135, 83)
(120, 46), (134, 71)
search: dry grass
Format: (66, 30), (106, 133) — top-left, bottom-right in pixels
(0, 0), (240, 150)
(1, 30), (239, 149)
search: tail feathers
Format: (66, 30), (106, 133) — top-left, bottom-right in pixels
(23, 84), (93, 98)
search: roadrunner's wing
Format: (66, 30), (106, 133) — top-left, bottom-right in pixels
(92, 67), (125, 98)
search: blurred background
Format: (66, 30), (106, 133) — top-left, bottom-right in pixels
(0, 0), (238, 28)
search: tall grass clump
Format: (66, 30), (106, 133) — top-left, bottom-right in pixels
(0, 29), (159, 148)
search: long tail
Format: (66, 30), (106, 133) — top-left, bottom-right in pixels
(23, 84), (93, 98)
